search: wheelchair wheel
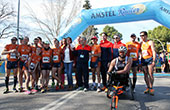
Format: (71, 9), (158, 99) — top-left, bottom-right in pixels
(110, 94), (118, 110)
(107, 86), (113, 99)
(129, 78), (134, 100)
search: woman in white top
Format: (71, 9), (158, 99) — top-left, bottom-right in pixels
(62, 37), (75, 90)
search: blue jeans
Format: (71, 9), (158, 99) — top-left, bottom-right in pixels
(64, 62), (73, 86)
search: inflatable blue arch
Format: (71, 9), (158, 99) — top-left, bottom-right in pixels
(58, 0), (170, 41)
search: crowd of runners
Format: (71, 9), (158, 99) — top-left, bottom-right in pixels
(1, 31), (156, 96)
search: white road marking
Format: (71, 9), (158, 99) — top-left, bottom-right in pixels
(39, 90), (80, 110)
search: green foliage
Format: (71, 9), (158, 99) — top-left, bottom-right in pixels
(148, 26), (170, 53)
(100, 25), (122, 42)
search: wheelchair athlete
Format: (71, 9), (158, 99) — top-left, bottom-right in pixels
(106, 46), (132, 90)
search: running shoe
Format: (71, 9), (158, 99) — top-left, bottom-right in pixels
(41, 89), (46, 93)
(51, 82), (55, 88)
(144, 88), (149, 94)
(3, 88), (9, 94)
(35, 85), (39, 90)
(149, 89), (154, 96)
(24, 90), (31, 95)
(31, 89), (38, 93)
(132, 88), (136, 93)
(91, 85), (97, 91)
(19, 87), (24, 92)
(105, 88), (108, 93)
(76, 87), (84, 91)
(84, 88), (88, 92)
(60, 85), (64, 89)
(101, 86), (106, 91)
(46, 87), (50, 91)
(13, 87), (18, 93)
(97, 87), (101, 92)
(56, 86), (59, 90)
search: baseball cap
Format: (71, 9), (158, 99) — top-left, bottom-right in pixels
(91, 36), (98, 40)
(19, 37), (23, 40)
(130, 33), (136, 37)
(11, 37), (17, 40)
(44, 41), (50, 44)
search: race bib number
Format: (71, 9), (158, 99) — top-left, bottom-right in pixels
(142, 50), (148, 57)
(10, 53), (16, 59)
(43, 57), (50, 63)
(92, 51), (94, 54)
(22, 54), (28, 60)
(29, 63), (35, 70)
(53, 55), (58, 61)
(130, 52), (137, 58)
(80, 54), (84, 58)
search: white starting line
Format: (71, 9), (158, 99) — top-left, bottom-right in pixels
(39, 90), (80, 110)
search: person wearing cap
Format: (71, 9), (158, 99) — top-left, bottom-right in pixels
(2, 37), (19, 94)
(99, 32), (113, 91)
(19, 37), (24, 44)
(41, 40), (52, 93)
(140, 31), (156, 96)
(112, 34), (126, 59)
(75, 37), (91, 92)
(18, 37), (32, 94)
(90, 36), (101, 92)
(126, 33), (141, 92)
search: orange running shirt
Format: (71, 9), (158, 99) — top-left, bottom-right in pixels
(52, 47), (63, 63)
(126, 41), (140, 61)
(91, 44), (101, 62)
(141, 40), (153, 59)
(29, 53), (41, 67)
(41, 48), (52, 63)
(31, 46), (41, 54)
(18, 45), (32, 62)
(5, 44), (18, 61)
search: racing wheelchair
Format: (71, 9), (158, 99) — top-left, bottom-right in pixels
(106, 71), (134, 110)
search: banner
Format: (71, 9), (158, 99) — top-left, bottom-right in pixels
(57, 0), (170, 41)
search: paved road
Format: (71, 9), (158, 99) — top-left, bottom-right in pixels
(0, 74), (170, 110)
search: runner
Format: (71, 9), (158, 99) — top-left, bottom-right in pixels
(41, 41), (52, 93)
(31, 38), (42, 90)
(18, 37), (32, 94)
(27, 47), (41, 93)
(2, 37), (19, 94)
(140, 31), (156, 96)
(52, 39), (63, 90)
(126, 33), (141, 92)
(90, 36), (101, 92)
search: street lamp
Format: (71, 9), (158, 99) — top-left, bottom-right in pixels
(17, 0), (20, 44)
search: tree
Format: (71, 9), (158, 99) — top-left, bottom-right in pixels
(26, 0), (82, 43)
(0, 0), (15, 39)
(100, 25), (122, 42)
(82, 0), (98, 44)
(148, 26), (170, 53)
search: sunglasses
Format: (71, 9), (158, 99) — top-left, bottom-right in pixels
(140, 35), (145, 37)
(114, 37), (119, 39)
